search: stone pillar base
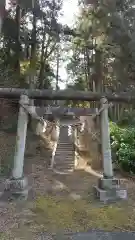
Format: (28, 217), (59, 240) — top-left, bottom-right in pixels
(93, 178), (127, 203)
(4, 177), (29, 201)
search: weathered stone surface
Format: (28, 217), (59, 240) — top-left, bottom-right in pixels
(94, 185), (127, 203)
(53, 126), (75, 174)
(39, 231), (135, 240)
(98, 178), (120, 190)
(4, 177), (29, 201)
(76, 116), (101, 169)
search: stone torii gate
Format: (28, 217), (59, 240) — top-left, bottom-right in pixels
(0, 88), (130, 202)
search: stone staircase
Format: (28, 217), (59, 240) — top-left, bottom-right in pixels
(53, 126), (75, 174)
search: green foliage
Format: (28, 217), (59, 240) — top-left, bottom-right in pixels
(66, 0), (135, 96)
(110, 122), (135, 173)
(0, 0), (63, 88)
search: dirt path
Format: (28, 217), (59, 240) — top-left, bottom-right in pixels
(0, 131), (135, 239)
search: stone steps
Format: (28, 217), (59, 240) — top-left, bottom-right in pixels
(53, 126), (75, 174)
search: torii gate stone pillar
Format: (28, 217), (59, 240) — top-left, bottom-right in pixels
(94, 97), (127, 203)
(5, 95), (29, 200)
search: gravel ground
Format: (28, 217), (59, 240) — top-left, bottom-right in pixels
(0, 130), (135, 239)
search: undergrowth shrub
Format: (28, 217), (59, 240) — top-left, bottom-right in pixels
(110, 122), (135, 173)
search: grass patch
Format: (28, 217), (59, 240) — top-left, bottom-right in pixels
(31, 195), (135, 232)
(0, 232), (11, 240)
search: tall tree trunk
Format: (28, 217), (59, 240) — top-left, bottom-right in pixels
(4, 39), (11, 66)
(95, 49), (102, 92)
(56, 45), (59, 90)
(14, 4), (21, 75)
(38, 25), (46, 88)
(29, 1), (37, 89)
(55, 44), (60, 105)
(0, 0), (5, 34)
(85, 48), (92, 91)
(28, 1), (37, 129)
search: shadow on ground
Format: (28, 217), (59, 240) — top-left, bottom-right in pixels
(0, 129), (135, 239)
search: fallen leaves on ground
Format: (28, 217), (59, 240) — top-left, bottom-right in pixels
(31, 195), (135, 233)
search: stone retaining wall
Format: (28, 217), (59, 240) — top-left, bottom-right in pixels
(75, 116), (102, 170)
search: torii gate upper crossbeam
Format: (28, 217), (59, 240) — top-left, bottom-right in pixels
(0, 88), (134, 102)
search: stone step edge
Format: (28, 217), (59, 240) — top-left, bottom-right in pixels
(52, 168), (74, 175)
